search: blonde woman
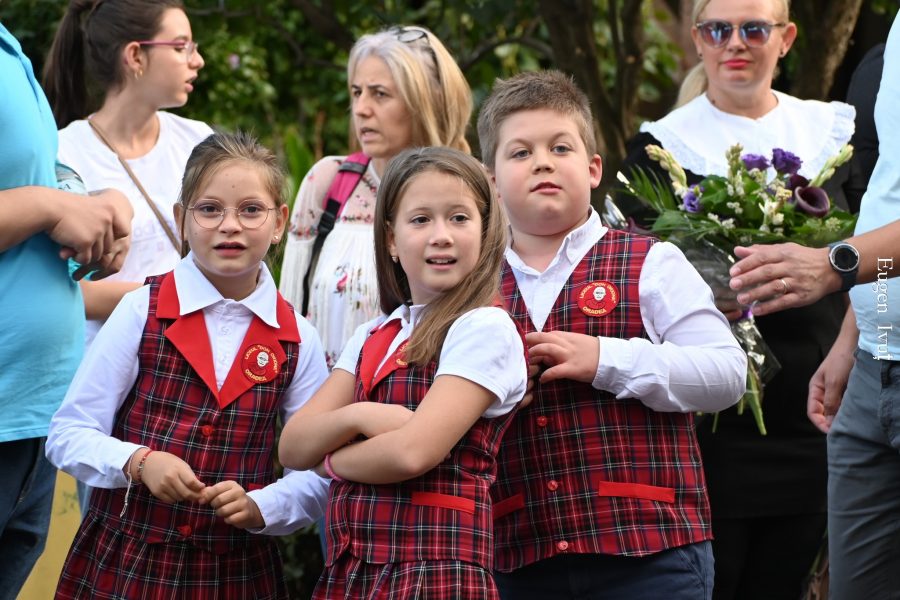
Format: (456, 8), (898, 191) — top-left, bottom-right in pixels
(619, 1), (855, 598)
(279, 25), (472, 368)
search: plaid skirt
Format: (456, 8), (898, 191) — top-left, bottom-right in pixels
(312, 555), (499, 600)
(55, 515), (288, 599)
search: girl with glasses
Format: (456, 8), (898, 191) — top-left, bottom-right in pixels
(617, 1), (856, 598)
(47, 131), (330, 600)
(278, 25), (472, 370)
(43, 0), (213, 350)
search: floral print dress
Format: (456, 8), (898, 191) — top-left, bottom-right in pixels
(280, 156), (381, 368)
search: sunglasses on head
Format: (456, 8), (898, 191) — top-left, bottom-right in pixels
(695, 20), (786, 48)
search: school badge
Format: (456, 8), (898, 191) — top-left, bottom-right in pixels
(395, 341), (409, 367)
(577, 281), (619, 317)
(242, 344), (280, 383)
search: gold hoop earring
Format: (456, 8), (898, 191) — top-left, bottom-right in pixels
(134, 68), (143, 80)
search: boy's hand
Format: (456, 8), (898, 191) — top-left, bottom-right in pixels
(136, 450), (205, 503)
(525, 331), (599, 384)
(198, 481), (265, 529)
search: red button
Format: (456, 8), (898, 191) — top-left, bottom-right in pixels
(201, 425), (214, 437)
(557, 540), (569, 551)
(536, 416), (548, 427)
(177, 525), (192, 537)
(547, 480), (559, 491)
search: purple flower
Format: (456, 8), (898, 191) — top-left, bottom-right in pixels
(792, 186), (830, 217)
(772, 148), (802, 175)
(741, 154), (769, 171)
(228, 54), (241, 70)
(787, 173), (809, 192)
(683, 186), (702, 213)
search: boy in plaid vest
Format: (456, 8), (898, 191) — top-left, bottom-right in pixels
(477, 70), (747, 599)
(47, 132), (329, 599)
(279, 147), (528, 599)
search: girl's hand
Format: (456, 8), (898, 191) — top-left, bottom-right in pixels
(198, 481), (265, 529)
(357, 403), (415, 438)
(525, 330), (600, 384)
(135, 450), (205, 504)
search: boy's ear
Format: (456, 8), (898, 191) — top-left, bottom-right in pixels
(589, 154), (603, 190)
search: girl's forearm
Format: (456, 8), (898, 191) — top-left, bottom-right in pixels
(81, 280), (143, 319)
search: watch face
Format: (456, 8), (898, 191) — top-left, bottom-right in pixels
(832, 244), (859, 272)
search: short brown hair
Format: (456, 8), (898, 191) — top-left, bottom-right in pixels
(477, 70), (596, 169)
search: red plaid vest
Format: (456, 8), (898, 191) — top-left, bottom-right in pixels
(88, 272), (301, 554)
(492, 229), (711, 571)
(325, 317), (520, 569)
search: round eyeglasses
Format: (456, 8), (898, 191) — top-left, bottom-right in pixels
(695, 20), (786, 48)
(137, 39), (200, 63)
(188, 203), (277, 230)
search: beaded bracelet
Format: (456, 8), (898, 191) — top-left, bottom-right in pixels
(323, 452), (344, 482)
(136, 449), (154, 484)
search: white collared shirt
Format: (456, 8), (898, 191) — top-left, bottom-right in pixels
(334, 304), (527, 418)
(46, 254), (330, 535)
(505, 209), (746, 413)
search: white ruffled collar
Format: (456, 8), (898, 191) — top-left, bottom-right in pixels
(640, 91), (855, 179)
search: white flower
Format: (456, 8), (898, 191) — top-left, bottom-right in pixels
(708, 213), (722, 224)
(726, 201), (744, 215)
(825, 217), (841, 231)
(721, 218), (736, 230)
(772, 213), (784, 226)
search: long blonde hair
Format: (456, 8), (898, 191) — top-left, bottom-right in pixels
(347, 25), (473, 153)
(676, 0), (791, 107)
(373, 147), (507, 365)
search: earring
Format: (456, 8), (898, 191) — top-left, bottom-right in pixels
(134, 68), (143, 80)
(391, 255), (399, 263)
(273, 235), (280, 243)
(779, 50), (786, 58)
(697, 52), (703, 59)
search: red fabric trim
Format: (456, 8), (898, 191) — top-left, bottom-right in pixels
(493, 494), (525, 520)
(411, 491), (475, 515)
(358, 319), (402, 398)
(596, 480), (676, 504)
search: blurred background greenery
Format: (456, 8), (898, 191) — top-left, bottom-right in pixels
(2, 0), (897, 595)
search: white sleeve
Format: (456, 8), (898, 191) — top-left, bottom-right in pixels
(436, 307), (527, 418)
(45, 286), (149, 487)
(279, 158), (341, 309)
(248, 312), (332, 535)
(593, 242), (747, 413)
(332, 316), (386, 375)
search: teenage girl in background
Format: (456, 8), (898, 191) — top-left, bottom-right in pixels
(47, 131), (329, 599)
(279, 146), (527, 599)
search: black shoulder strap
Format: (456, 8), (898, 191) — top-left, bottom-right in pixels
(301, 153), (370, 315)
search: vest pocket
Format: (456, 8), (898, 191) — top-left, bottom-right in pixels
(492, 493), (525, 520)
(411, 491), (476, 514)
(597, 480), (675, 503)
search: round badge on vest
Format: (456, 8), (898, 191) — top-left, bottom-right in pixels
(577, 281), (620, 317)
(395, 341), (409, 367)
(242, 344), (280, 383)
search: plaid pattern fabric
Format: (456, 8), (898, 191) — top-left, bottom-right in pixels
(324, 319), (519, 576)
(58, 273), (299, 596)
(312, 556), (499, 600)
(56, 516), (288, 599)
(493, 229), (712, 571)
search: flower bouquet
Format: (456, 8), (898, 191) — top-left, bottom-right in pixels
(613, 143), (856, 434)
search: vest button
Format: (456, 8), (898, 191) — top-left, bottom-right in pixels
(177, 524), (192, 537)
(556, 540), (569, 551)
(201, 425), (214, 437)
(535, 416), (548, 427)
(546, 480), (559, 491)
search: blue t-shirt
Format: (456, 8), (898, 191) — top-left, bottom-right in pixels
(0, 23), (85, 441)
(849, 15), (900, 361)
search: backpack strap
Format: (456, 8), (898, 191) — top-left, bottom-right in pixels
(301, 152), (371, 315)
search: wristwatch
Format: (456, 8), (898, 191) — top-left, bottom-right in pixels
(828, 241), (860, 292)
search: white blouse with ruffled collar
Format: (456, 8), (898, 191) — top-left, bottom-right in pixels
(640, 91), (855, 179)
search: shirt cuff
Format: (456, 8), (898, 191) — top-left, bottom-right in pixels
(593, 336), (634, 392)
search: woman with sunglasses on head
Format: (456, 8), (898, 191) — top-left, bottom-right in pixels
(279, 24), (472, 369)
(42, 0), (213, 514)
(618, 1), (855, 599)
